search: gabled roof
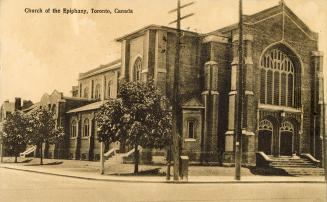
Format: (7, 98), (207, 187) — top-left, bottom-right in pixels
(62, 96), (94, 102)
(66, 101), (107, 114)
(209, 2), (318, 40)
(79, 59), (121, 80)
(182, 98), (204, 109)
(115, 24), (200, 42)
(23, 102), (40, 114)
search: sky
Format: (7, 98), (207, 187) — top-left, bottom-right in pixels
(0, 0), (326, 104)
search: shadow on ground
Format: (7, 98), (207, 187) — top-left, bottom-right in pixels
(3, 159), (33, 164)
(246, 166), (291, 176)
(24, 161), (63, 166)
(110, 168), (166, 176)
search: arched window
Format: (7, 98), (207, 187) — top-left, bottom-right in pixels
(83, 118), (90, 137)
(259, 119), (273, 131)
(133, 57), (142, 81)
(280, 121), (294, 132)
(260, 49), (297, 107)
(71, 120), (77, 138)
(258, 119), (273, 155)
(95, 84), (101, 100)
(107, 80), (112, 98)
(83, 87), (89, 98)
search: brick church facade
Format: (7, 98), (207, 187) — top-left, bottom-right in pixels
(7, 2), (324, 165)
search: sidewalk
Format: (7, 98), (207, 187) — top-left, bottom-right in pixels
(0, 158), (325, 184)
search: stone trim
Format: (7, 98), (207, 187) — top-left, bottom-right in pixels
(311, 51), (324, 57)
(141, 69), (149, 73)
(225, 130), (234, 135)
(232, 34), (253, 42)
(245, 91), (254, 95)
(184, 138), (196, 142)
(258, 104), (302, 113)
(242, 130), (255, 136)
(284, 12), (317, 41)
(251, 12), (283, 25)
(228, 91), (237, 95)
(224, 130), (254, 136)
(157, 68), (167, 73)
(231, 57), (238, 65)
(202, 35), (229, 44)
(205, 61), (218, 66)
(182, 106), (205, 109)
(202, 90), (219, 95)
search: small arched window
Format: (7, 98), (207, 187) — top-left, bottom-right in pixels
(95, 84), (101, 100)
(83, 118), (90, 137)
(133, 57), (142, 81)
(71, 120), (77, 138)
(83, 87), (89, 98)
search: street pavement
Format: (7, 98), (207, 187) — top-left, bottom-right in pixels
(0, 162), (325, 183)
(0, 168), (326, 202)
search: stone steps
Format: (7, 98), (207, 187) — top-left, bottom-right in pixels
(267, 155), (323, 176)
(281, 168), (325, 176)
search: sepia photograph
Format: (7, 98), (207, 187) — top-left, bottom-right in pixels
(0, 0), (326, 201)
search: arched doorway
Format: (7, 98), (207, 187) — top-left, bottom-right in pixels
(280, 121), (294, 156)
(258, 120), (273, 155)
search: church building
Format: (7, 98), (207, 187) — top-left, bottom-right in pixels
(111, 2), (324, 164)
(14, 2), (324, 165)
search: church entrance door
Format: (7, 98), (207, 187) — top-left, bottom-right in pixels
(258, 130), (272, 155)
(280, 132), (293, 156)
(279, 121), (294, 156)
(258, 120), (273, 155)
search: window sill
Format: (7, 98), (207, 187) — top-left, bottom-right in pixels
(69, 137), (77, 140)
(82, 136), (90, 139)
(184, 138), (196, 142)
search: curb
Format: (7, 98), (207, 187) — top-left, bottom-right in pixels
(0, 166), (325, 184)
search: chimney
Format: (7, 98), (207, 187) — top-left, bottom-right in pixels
(15, 97), (22, 110)
(22, 100), (33, 109)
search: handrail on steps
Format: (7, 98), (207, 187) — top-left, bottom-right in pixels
(19, 146), (36, 158)
(121, 146), (143, 157)
(104, 147), (117, 158)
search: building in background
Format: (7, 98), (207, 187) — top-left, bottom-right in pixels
(65, 60), (120, 160)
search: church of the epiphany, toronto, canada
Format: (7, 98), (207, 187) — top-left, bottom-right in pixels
(5, 2), (324, 166)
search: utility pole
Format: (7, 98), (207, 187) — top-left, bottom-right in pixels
(168, 0), (194, 181)
(322, 75), (327, 185)
(100, 141), (105, 174)
(0, 131), (3, 163)
(324, 107), (327, 202)
(0, 124), (4, 163)
(234, 0), (244, 181)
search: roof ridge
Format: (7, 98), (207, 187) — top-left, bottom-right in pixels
(80, 59), (121, 76)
